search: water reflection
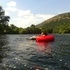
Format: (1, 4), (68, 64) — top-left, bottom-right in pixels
(26, 41), (54, 70)
(36, 41), (52, 55)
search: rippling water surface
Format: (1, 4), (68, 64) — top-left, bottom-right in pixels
(0, 34), (70, 70)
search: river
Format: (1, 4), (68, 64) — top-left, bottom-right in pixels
(0, 34), (70, 70)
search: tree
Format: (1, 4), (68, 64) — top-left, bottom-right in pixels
(25, 24), (41, 34)
(9, 24), (19, 34)
(0, 6), (10, 33)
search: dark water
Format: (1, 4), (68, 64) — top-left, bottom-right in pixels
(0, 34), (70, 70)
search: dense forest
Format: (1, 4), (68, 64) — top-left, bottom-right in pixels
(0, 6), (70, 34)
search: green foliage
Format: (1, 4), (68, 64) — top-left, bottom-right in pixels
(4, 24), (41, 34)
(9, 24), (19, 34)
(24, 24), (41, 34)
(37, 12), (70, 34)
(18, 28), (24, 34)
(0, 6), (10, 34)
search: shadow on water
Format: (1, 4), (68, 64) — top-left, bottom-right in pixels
(0, 35), (9, 63)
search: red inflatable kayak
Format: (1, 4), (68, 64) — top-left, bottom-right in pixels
(36, 35), (55, 42)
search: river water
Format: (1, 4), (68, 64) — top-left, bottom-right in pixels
(0, 34), (70, 70)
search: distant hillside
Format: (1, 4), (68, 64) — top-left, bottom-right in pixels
(36, 12), (70, 34)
